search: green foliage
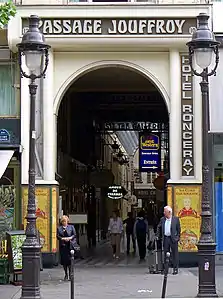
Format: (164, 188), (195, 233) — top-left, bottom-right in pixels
(0, 185), (15, 242)
(0, 1), (16, 29)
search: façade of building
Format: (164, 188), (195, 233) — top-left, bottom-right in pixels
(4, 0), (218, 265)
(210, 3), (223, 262)
(0, 24), (21, 233)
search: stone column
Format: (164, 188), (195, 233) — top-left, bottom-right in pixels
(43, 50), (56, 182)
(20, 56), (30, 185)
(168, 49), (181, 183)
(54, 114), (58, 177)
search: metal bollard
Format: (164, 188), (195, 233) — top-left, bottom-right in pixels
(70, 250), (75, 299)
(161, 252), (170, 298)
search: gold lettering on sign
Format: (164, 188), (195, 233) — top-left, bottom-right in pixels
(181, 55), (194, 177)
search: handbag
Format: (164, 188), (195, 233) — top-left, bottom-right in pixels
(70, 240), (80, 252)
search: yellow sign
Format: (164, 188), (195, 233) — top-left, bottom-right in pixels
(140, 134), (159, 150)
(51, 187), (58, 253)
(174, 185), (201, 252)
(167, 185), (173, 208)
(22, 188), (50, 252)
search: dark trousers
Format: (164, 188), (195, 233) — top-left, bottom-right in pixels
(163, 236), (179, 269)
(137, 235), (146, 259)
(126, 233), (136, 254)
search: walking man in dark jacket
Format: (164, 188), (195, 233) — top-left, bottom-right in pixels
(134, 210), (149, 261)
(123, 212), (136, 255)
(157, 206), (181, 275)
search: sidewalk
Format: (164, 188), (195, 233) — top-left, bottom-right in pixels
(2, 266), (223, 299)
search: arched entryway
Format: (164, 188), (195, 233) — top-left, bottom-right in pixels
(53, 61), (170, 116)
(55, 63), (169, 254)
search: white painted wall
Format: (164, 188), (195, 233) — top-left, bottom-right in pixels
(211, 4), (223, 132)
(209, 48), (223, 133)
(53, 52), (170, 115)
(213, 3), (223, 33)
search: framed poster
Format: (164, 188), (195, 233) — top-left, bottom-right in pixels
(174, 185), (201, 252)
(51, 187), (58, 253)
(6, 230), (26, 272)
(22, 188), (50, 252)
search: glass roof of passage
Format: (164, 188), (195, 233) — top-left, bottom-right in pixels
(115, 131), (138, 156)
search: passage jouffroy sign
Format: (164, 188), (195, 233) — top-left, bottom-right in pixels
(22, 18), (196, 36)
(181, 54), (194, 177)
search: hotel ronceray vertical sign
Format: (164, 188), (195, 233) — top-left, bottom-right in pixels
(21, 18), (196, 36)
(181, 55), (194, 177)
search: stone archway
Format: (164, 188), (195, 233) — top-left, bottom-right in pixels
(53, 60), (170, 116)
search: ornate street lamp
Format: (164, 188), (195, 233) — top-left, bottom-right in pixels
(187, 13), (220, 298)
(17, 15), (50, 299)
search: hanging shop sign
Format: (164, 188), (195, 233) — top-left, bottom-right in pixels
(139, 133), (161, 173)
(0, 129), (10, 143)
(180, 54), (194, 177)
(107, 185), (124, 200)
(22, 18), (196, 36)
(134, 189), (156, 199)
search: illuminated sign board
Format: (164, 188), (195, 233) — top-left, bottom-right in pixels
(139, 133), (161, 173)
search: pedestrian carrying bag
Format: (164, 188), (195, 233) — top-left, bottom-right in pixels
(148, 237), (164, 274)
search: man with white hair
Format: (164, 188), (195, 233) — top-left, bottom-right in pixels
(156, 205), (181, 275)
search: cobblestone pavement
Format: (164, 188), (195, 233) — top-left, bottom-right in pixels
(2, 265), (223, 299)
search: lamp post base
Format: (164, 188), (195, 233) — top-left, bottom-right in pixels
(197, 243), (218, 298)
(20, 242), (41, 299)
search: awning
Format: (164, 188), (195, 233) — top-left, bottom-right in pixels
(0, 150), (14, 179)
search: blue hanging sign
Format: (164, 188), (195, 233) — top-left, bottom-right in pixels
(139, 133), (161, 173)
(0, 129), (10, 143)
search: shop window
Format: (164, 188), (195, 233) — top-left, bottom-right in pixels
(0, 64), (18, 117)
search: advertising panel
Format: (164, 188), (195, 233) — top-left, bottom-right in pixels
(22, 188), (50, 252)
(139, 133), (161, 173)
(167, 185), (173, 208)
(51, 187), (58, 253)
(6, 230), (26, 272)
(174, 185), (201, 252)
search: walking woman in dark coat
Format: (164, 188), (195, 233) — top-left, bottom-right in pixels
(57, 215), (77, 280)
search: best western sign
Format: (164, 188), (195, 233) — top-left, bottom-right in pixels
(22, 18), (196, 36)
